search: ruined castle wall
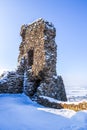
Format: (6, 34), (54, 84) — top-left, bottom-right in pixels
(18, 19), (57, 78)
(0, 71), (23, 93)
(18, 19), (67, 101)
(44, 21), (57, 78)
(18, 19), (46, 76)
(0, 18), (67, 104)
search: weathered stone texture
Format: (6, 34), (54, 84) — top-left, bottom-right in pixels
(18, 19), (46, 77)
(37, 96), (87, 111)
(37, 96), (63, 109)
(0, 18), (67, 107)
(0, 71), (23, 93)
(18, 18), (67, 102)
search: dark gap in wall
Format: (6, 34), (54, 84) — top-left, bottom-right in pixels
(28, 49), (34, 66)
(30, 79), (41, 97)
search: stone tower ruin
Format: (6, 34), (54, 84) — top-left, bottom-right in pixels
(17, 18), (67, 101)
(0, 18), (67, 104)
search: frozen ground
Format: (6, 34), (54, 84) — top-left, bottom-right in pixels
(65, 85), (87, 102)
(0, 94), (87, 130)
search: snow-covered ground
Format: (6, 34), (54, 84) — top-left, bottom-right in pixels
(66, 86), (87, 97)
(0, 94), (87, 130)
(65, 85), (87, 102)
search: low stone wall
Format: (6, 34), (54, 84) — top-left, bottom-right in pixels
(60, 101), (87, 111)
(36, 96), (87, 111)
(36, 97), (63, 109)
(0, 71), (23, 93)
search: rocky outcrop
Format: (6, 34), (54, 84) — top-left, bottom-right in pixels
(0, 18), (67, 107)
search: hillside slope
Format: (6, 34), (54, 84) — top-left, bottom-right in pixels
(0, 94), (87, 130)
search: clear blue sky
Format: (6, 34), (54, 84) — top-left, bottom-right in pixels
(0, 0), (87, 87)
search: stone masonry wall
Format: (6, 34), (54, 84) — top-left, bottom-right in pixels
(18, 18), (67, 101)
(0, 71), (23, 93)
(18, 19), (45, 77)
(0, 18), (67, 106)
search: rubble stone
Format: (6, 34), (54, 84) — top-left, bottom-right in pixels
(0, 71), (23, 93)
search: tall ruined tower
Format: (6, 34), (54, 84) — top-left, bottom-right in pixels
(18, 18), (56, 77)
(18, 18), (67, 101)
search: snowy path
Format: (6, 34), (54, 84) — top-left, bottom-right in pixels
(0, 94), (87, 130)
